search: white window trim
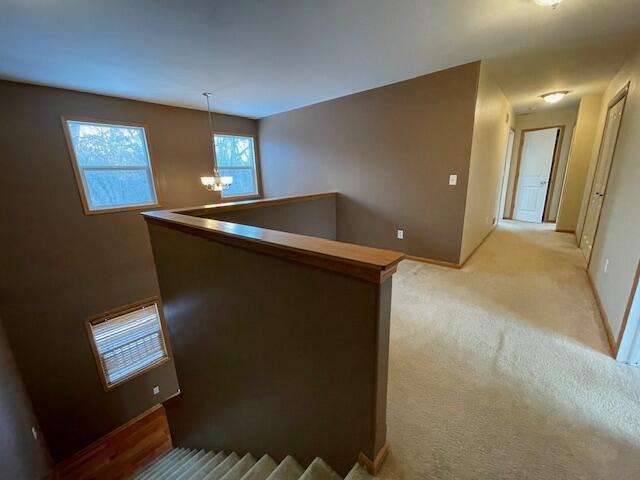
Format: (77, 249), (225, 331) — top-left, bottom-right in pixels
(62, 116), (161, 215)
(213, 132), (262, 199)
(85, 298), (172, 391)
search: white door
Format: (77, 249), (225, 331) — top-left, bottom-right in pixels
(513, 128), (559, 223)
(498, 129), (515, 220)
(580, 96), (626, 262)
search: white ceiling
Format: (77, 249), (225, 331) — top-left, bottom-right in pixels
(1, 0), (639, 118)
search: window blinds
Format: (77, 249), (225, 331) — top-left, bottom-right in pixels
(90, 303), (168, 387)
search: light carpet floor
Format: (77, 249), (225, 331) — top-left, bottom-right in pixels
(379, 221), (640, 480)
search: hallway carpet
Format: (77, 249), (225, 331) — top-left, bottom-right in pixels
(380, 221), (640, 479)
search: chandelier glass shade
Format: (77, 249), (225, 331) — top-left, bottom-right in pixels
(201, 169), (233, 191)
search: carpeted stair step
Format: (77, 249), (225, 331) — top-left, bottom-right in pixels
(299, 457), (342, 480)
(168, 450), (208, 479)
(135, 447), (185, 479)
(176, 451), (216, 480)
(220, 453), (256, 480)
(265, 455), (304, 480)
(203, 452), (240, 480)
(344, 464), (373, 480)
(189, 452), (228, 480)
(157, 449), (202, 480)
(132, 447), (375, 480)
(138, 448), (193, 479)
(240, 455), (278, 480)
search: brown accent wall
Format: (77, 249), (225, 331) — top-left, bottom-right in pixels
(56, 404), (172, 480)
(0, 80), (258, 461)
(209, 195), (336, 239)
(258, 62), (481, 264)
(0, 317), (52, 480)
(146, 220), (392, 475)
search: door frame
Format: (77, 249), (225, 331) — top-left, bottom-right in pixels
(498, 128), (516, 220)
(510, 125), (565, 222)
(580, 82), (630, 269)
(616, 260), (640, 359)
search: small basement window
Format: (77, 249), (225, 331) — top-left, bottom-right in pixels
(214, 133), (260, 198)
(86, 300), (170, 390)
(63, 119), (159, 213)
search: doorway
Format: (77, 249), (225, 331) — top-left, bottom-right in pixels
(512, 126), (563, 223)
(498, 128), (516, 220)
(579, 84), (629, 263)
(617, 261), (640, 365)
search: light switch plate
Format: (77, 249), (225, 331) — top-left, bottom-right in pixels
(153, 386), (160, 395)
(449, 174), (457, 186)
(397, 229), (404, 240)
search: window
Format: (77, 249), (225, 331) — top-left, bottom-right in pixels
(214, 133), (260, 198)
(86, 300), (170, 390)
(63, 119), (159, 213)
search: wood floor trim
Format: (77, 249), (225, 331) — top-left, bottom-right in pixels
(459, 226), (497, 268)
(586, 269), (616, 356)
(406, 255), (461, 269)
(407, 225), (498, 270)
(358, 441), (390, 475)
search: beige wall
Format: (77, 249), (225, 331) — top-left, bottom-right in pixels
(556, 95), (603, 233)
(587, 47), (640, 344)
(504, 107), (578, 221)
(259, 62), (481, 264)
(460, 63), (513, 262)
(0, 80), (258, 461)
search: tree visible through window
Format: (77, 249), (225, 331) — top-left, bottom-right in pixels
(65, 120), (158, 212)
(214, 134), (259, 198)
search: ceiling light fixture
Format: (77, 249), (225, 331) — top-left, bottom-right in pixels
(541, 91), (569, 103)
(534, 0), (563, 8)
(200, 93), (233, 192)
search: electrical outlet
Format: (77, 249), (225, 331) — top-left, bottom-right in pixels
(397, 229), (404, 240)
(449, 174), (457, 186)
(604, 259), (609, 274)
(153, 386), (160, 395)
(31, 426), (38, 440)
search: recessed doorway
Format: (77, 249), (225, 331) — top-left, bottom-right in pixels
(511, 126), (564, 223)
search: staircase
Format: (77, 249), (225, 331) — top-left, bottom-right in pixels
(132, 447), (374, 480)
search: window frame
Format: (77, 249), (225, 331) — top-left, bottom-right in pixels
(61, 116), (162, 215)
(213, 131), (263, 200)
(84, 297), (172, 391)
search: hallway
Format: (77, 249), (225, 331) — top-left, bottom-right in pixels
(380, 221), (640, 479)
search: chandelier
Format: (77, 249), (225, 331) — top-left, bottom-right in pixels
(200, 92), (233, 192)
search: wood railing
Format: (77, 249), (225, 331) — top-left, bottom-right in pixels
(142, 192), (404, 283)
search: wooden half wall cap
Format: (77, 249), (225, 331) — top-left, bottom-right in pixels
(143, 193), (405, 284)
(358, 442), (390, 475)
